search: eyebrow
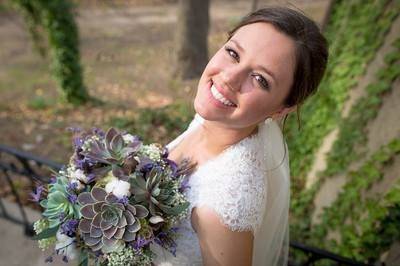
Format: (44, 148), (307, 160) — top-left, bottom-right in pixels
(229, 38), (278, 85)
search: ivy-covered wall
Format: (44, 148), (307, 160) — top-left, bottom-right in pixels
(289, 0), (400, 263)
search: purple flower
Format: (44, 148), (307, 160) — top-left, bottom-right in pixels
(132, 235), (152, 250)
(91, 127), (105, 137)
(154, 230), (178, 256)
(49, 176), (57, 184)
(29, 184), (44, 202)
(67, 182), (78, 192)
(141, 163), (154, 173)
(62, 256), (68, 263)
(170, 245), (177, 257)
(170, 226), (179, 233)
(161, 147), (169, 158)
(94, 250), (103, 257)
(86, 173), (96, 183)
(179, 176), (190, 192)
(164, 158), (178, 177)
(117, 196), (129, 206)
(153, 237), (162, 246)
(67, 193), (78, 204)
(61, 219), (79, 237)
(58, 212), (66, 221)
(73, 137), (84, 149)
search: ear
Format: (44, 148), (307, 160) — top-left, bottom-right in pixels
(271, 105), (297, 120)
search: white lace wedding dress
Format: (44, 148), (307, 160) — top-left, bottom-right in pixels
(151, 114), (290, 266)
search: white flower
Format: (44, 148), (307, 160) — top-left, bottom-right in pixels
(122, 133), (136, 144)
(140, 144), (162, 161)
(105, 178), (131, 198)
(55, 230), (78, 260)
(70, 169), (88, 183)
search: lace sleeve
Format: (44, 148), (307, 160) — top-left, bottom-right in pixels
(187, 141), (267, 234)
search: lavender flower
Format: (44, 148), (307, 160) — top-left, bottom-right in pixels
(49, 176), (57, 184)
(73, 137), (84, 149)
(161, 147), (169, 158)
(86, 173), (96, 183)
(60, 219), (79, 237)
(91, 127), (105, 137)
(67, 182), (78, 192)
(58, 212), (66, 222)
(117, 195), (129, 206)
(179, 176), (191, 192)
(67, 193), (78, 204)
(132, 235), (153, 250)
(164, 158), (178, 177)
(29, 184), (44, 202)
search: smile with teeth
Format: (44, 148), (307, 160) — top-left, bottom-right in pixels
(210, 84), (236, 107)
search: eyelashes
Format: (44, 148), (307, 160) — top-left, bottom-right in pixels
(224, 46), (240, 62)
(252, 73), (270, 90)
(224, 45), (270, 91)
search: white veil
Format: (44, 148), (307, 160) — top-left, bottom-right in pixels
(253, 117), (290, 266)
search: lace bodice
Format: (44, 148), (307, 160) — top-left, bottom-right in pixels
(151, 116), (270, 266)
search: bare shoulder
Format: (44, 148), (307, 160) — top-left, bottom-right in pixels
(191, 206), (254, 266)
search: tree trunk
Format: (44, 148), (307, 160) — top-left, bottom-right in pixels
(251, 0), (259, 12)
(321, 0), (335, 32)
(175, 0), (210, 80)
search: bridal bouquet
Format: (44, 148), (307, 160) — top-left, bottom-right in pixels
(31, 127), (192, 265)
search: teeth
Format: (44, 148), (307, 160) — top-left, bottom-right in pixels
(210, 84), (235, 107)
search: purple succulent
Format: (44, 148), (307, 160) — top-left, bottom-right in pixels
(81, 128), (141, 179)
(77, 187), (149, 253)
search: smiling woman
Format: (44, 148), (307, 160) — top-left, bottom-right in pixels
(152, 6), (328, 266)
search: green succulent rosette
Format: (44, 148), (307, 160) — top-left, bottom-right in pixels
(40, 176), (81, 228)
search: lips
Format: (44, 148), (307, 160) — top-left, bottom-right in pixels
(209, 80), (237, 107)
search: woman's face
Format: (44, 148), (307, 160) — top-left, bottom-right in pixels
(194, 22), (296, 129)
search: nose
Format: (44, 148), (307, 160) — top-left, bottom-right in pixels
(221, 66), (244, 92)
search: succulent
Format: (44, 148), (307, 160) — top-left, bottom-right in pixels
(82, 128), (141, 177)
(131, 168), (189, 218)
(40, 176), (81, 227)
(77, 187), (149, 253)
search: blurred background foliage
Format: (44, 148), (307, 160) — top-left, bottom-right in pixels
(0, 0), (399, 264)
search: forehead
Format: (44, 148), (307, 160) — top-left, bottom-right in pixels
(230, 22), (296, 80)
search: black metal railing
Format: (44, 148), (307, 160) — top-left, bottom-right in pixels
(0, 144), (379, 266)
(288, 241), (378, 266)
(0, 144), (62, 236)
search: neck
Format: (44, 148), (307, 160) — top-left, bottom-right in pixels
(194, 120), (258, 156)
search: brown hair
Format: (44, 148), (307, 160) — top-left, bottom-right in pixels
(228, 7), (329, 123)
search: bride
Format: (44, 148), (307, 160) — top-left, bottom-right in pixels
(152, 7), (328, 266)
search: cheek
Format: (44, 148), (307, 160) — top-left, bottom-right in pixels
(240, 91), (279, 119)
(203, 50), (227, 76)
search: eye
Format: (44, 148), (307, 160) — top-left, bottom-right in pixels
(252, 73), (270, 90)
(224, 46), (240, 62)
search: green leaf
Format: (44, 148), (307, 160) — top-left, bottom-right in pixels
(159, 202), (189, 215)
(78, 251), (88, 266)
(32, 225), (59, 240)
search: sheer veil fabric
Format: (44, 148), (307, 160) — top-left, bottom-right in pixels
(254, 117), (290, 266)
(165, 114), (290, 266)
